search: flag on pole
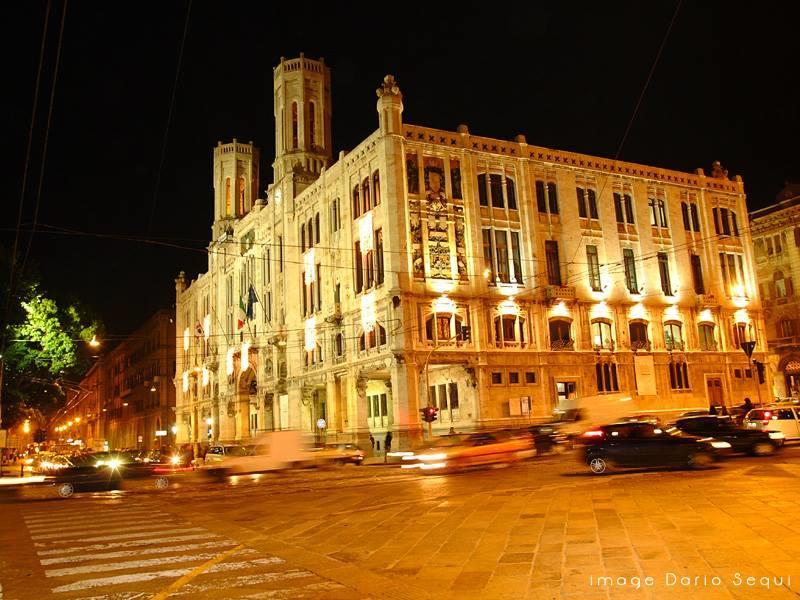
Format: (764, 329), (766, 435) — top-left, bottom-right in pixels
(246, 285), (259, 321)
(237, 296), (247, 331)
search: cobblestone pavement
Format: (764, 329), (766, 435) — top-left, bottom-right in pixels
(3, 450), (800, 599)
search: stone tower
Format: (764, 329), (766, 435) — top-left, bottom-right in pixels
(212, 139), (260, 238)
(272, 54), (333, 202)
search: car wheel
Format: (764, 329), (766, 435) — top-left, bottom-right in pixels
(154, 476), (169, 490)
(57, 483), (74, 498)
(689, 452), (713, 468)
(588, 457), (607, 474)
(752, 442), (775, 457)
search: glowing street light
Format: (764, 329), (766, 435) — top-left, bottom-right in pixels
(89, 335), (100, 348)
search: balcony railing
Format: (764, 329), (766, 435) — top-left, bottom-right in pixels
(550, 339), (575, 351)
(593, 338), (616, 352)
(630, 340), (651, 352)
(546, 285), (576, 300)
(665, 339), (685, 351)
(700, 341), (718, 351)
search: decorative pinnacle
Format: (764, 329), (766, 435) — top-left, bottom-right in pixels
(376, 75), (401, 98)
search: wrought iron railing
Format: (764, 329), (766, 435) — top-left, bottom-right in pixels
(550, 339), (575, 351)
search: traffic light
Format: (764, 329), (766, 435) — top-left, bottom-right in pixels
(419, 406), (439, 423)
(754, 360), (765, 384)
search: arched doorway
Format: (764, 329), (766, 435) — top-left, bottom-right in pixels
(238, 367), (258, 439)
(779, 354), (800, 399)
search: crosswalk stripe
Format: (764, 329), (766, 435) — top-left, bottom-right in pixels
(45, 550), (268, 578)
(35, 527), (204, 546)
(40, 541), (238, 565)
(37, 533), (222, 556)
(25, 506), (138, 520)
(31, 522), (187, 541)
(25, 512), (162, 529)
(51, 558), (287, 593)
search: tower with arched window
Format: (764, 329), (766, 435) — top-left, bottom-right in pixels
(212, 139), (261, 238)
(272, 54), (333, 197)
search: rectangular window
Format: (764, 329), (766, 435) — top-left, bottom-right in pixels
(587, 245), (601, 291)
(448, 382), (459, 409)
(510, 231), (523, 284)
(316, 264), (322, 310)
(380, 394), (388, 416)
(506, 177), (516, 210)
(508, 372), (519, 384)
(649, 198), (658, 226)
(375, 229), (384, 285)
(658, 252), (672, 295)
(691, 254), (705, 294)
(546, 241), (561, 285)
(265, 249), (271, 283)
(623, 248), (638, 294)
(613, 192), (624, 223)
(491, 372), (503, 385)
(535, 180), (547, 213)
(624, 194), (635, 224)
(438, 384), (448, 409)
(576, 187), (587, 218)
(658, 200), (668, 228)
(301, 273), (307, 316)
(482, 229), (494, 282)
(587, 189), (598, 219)
(354, 241), (363, 293)
(495, 230), (509, 283)
(720, 208), (731, 236)
(525, 371), (536, 384)
(490, 174), (504, 208)
(547, 182), (559, 214)
(478, 173), (488, 207)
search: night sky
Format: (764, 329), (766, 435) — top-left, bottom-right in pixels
(3, 1), (798, 335)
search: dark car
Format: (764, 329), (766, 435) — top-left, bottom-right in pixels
(47, 452), (167, 497)
(526, 424), (568, 455)
(671, 416), (784, 456)
(576, 422), (727, 474)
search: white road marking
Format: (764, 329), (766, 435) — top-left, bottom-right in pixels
(51, 558), (286, 593)
(25, 510), (157, 527)
(40, 541), (237, 565)
(37, 533), (221, 556)
(25, 513), (162, 530)
(35, 527), (204, 545)
(31, 522), (185, 541)
(167, 569), (316, 596)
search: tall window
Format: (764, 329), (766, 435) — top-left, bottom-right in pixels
(669, 361), (690, 390)
(698, 324), (716, 351)
(483, 229), (523, 284)
(354, 241), (363, 292)
(664, 322), (683, 350)
(591, 321), (614, 350)
(510, 231), (523, 284)
(629, 322), (649, 350)
(730, 211), (739, 236)
(547, 182), (559, 214)
(691, 254), (705, 294)
(352, 185), (360, 219)
(649, 198), (668, 227)
(316, 264), (322, 310)
(225, 178), (232, 216)
(577, 187), (587, 218)
(477, 173), (488, 207)
(375, 229), (384, 285)
(623, 248), (638, 294)
(681, 202), (691, 230)
(300, 224), (306, 252)
(238, 177), (246, 214)
(278, 237), (283, 272)
(362, 177), (371, 214)
(545, 241), (561, 285)
(331, 198), (340, 232)
(614, 192), (624, 223)
(291, 102), (298, 149)
(482, 229), (494, 281)
(490, 174), (503, 208)
(587, 189), (598, 219)
(577, 187), (597, 219)
(494, 314), (526, 347)
(315, 214), (320, 244)
(719, 252), (745, 292)
(690, 204), (700, 232)
(596, 363), (619, 392)
(657, 252), (672, 295)
(373, 171), (381, 206)
(549, 320), (572, 350)
(732, 322), (748, 349)
(308, 101), (316, 147)
(507, 177), (517, 210)
(494, 230), (509, 282)
(623, 193), (634, 224)
(587, 245), (601, 291)
(535, 180), (547, 213)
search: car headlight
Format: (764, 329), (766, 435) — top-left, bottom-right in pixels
(170, 456), (180, 465)
(769, 432), (785, 440)
(417, 453), (447, 461)
(108, 459), (120, 469)
(710, 441), (731, 449)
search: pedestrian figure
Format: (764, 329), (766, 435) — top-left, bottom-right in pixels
(369, 433), (375, 451)
(719, 405), (729, 416)
(384, 430), (393, 463)
(448, 427), (456, 435)
(709, 405), (718, 415)
(743, 397), (753, 412)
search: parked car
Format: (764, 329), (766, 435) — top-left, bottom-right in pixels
(411, 431), (535, 472)
(680, 409), (710, 418)
(576, 422), (728, 474)
(671, 415), (784, 455)
(743, 405), (800, 440)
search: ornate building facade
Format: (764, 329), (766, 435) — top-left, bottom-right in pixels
(750, 183), (800, 398)
(174, 54), (768, 450)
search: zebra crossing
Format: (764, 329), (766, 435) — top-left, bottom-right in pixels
(22, 502), (347, 599)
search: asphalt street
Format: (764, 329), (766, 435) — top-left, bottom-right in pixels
(3, 447), (800, 599)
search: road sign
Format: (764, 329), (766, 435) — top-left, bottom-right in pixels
(741, 341), (756, 359)
(155, 430), (167, 437)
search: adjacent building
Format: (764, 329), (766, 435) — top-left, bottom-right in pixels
(175, 54), (768, 451)
(750, 183), (800, 398)
(62, 309), (176, 451)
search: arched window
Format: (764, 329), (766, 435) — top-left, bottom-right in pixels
(664, 322), (683, 351)
(629, 321), (649, 350)
(334, 333), (344, 357)
(730, 210), (739, 236)
(225, 178), (231, 216)
(291, 102), (298, 149)
(698, 323), (716, 351)
(549, 319), (573, 350)
(238, 176), (246, 214)
(731, 322), (749, 350)
(300, 223), (306, 252)
(352, 185), (360, 219)
(591, 320), (614, 350)
(373, 171), (381, 206)
(494, 315), (526, 348)
(596, 362), (619, 392)
(547, 182), (559, 214)
(308, 101), (316, 148)
(362, 177), (370, 213)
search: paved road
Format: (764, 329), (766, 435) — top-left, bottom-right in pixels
(3, 448), (800, 599)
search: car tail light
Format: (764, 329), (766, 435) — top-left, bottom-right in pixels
(582, 430), (604, 439)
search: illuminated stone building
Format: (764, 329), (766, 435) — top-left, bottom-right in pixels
(174, 54), (768, 450)
(750, 183), (800, 398)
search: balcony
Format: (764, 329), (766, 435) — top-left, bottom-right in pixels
(593, 338), (616, 352)
(699, 342), (718, 351)
(696, 293), (720, 308)
(550, 339), (575, 351)
(665, 340), (685, 352)
(630, 340), (651, 352)
(546, 285), (576, 300)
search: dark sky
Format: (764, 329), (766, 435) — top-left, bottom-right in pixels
(3, 1), (798, 334)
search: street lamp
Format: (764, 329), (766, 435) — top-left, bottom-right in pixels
(89, 335), (100, 348)
(740, 334), (763, 407)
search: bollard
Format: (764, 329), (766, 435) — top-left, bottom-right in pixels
(20, 463), (24, 477)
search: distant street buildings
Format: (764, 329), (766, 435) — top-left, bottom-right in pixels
(62, 309), (175, 451)
(174, 54), (769, 451)
(750, 183), (800, 398)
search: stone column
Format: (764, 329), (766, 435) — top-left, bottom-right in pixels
(325, 373), (338, 438)
(390, 359), (423, 450)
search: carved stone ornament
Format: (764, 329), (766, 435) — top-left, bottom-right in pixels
(710, 161), (729, 180)
(376, 74), (401, 98)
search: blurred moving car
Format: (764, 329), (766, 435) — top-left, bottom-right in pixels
(46, 452), (167, 497)
(680, 409), (711, 418)
(399, 434), (471, 468)
(671, 415), (784, 456)
(617, 414), (663, 426)
(526, 424), (569, 454)
(203, 445), (254, 465)
(576, 422), (728, 474)
(744, 405), (800, 440)
(305, 443), (365, 465)
(411, 431), (535, 472)
(37, 455), (74, 475)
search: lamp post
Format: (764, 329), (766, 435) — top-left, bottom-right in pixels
(740, 338), (763, 407)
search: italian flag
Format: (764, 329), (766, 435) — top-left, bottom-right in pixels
(237, 297), (247, 331)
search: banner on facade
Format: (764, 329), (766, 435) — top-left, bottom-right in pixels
(634, 355), (657, 396)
